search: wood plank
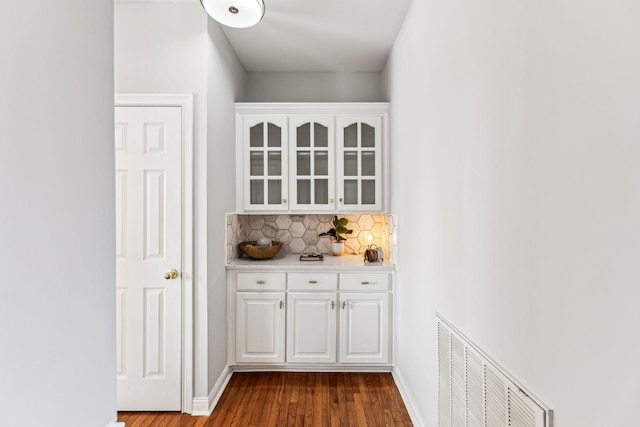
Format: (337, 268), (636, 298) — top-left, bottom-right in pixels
(245, 372), (268, 425)
(286, 373), (301, 427)
(217, 372), (253, 427)
(329, 373), (340, 427)
(118, 372), (413, 427)
(364, 373), (386, 427)
(336, 372), (350, 427)
(263, 372), (287, 426)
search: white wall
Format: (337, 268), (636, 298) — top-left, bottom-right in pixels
(0, 1), (116, 426)
(383, 1), (640, 426)
(115, 1), (247, 404)
(114, 0), (212, 400)
(206, 20), (247, 391)
(247, 71), (381, 101)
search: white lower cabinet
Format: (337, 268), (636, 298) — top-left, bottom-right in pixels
(236, 292), (286, 363)
(339, 293), (389, 364)
(230, 270), (393, 368)
(287, 292), (337, 363)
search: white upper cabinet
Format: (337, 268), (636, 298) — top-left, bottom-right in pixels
(289, 115), (335, 211)
(236, 103), (389, 213)
(336, 116), (383, 212)
(242, 115), (289, 211)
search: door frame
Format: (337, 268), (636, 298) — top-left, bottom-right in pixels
(115, 93), (194, 413)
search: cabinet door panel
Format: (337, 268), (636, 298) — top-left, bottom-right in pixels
(287, 292), (337, 363)
(236, 292), (285, 363)
(336, 116), (382, 212)
(289, 116), (335, 211)
(339, 292), (389, 364)
(243, 115), (288, 211)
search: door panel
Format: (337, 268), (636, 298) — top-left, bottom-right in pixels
(115, 106), (182, 411)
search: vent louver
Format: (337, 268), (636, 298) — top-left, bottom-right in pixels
(437, 315), (553, 427)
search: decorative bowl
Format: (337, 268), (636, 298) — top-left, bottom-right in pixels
(238, 241), (283, 260)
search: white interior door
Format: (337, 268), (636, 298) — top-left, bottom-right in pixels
(115, 105), (182, 411)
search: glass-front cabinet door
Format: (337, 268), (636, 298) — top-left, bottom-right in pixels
(336, 116), (382, 212)
(289, 116), (335, 211)
(243, 115), (288, 211)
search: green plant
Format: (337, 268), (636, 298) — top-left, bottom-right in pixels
(319, 216), (353, 242)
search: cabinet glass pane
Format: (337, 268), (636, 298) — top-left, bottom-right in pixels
(250, 123), (263, 148)
(361, 123), (375, 148)
(315, 179), (329, 204)
(362, 180), (376, 205)
(344, 180), (358, 205)
(344, 123), (357, 148)
(297, 180), (311, 204)
(268, 152), (281, 176)
(250, 152), (264, 176)
(297, 123), (310, 147)
(297, 152), (311, 176)
(344, 152), (358, 176)
(267, 123), (281, 148)
(314, 123), (328, 148)
(361, 152), (375, 176)
(314, 151), (328, 176)
(268, 180), (281, 204)
(250, 180), (264, 205)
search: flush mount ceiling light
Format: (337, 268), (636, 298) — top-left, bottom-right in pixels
(200, 0), (265, 28)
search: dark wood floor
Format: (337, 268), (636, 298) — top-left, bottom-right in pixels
(118, 372), (413, 427)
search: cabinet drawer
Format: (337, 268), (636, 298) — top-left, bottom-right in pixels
(288, 273), (338, 290)
(236, 272), (286, 291)
(340, 273), (391, 291)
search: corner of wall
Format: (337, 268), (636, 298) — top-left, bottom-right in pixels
(392, 368), (426, 427)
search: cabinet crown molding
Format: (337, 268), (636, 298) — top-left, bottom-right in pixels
(234, 102), (390, 115)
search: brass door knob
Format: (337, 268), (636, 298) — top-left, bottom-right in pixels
(164, 269), (178, 280)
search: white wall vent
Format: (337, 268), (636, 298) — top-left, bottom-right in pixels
(437, 314), (553, 427)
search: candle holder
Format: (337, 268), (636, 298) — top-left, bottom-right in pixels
(363, 244), (384, 264)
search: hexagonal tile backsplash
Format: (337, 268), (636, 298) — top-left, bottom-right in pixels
(226, 214), (397, 263)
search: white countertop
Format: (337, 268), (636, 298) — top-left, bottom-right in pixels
(227, 254), (395, 271)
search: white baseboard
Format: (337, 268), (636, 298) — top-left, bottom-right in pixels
(105, 422), (125, 427)
(392, 367), (426, 427)
(191, 395), (210, 417)
(191, 365), (233, 416)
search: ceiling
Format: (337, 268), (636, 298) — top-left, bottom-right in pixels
(219, 0), (413, 72)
